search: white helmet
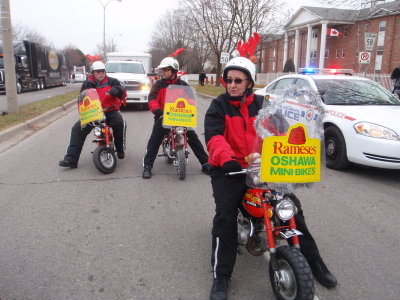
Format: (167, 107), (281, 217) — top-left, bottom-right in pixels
(223, 57), (256, 85)
(91, 61), (106, 72)
(158, 57), (179, 71)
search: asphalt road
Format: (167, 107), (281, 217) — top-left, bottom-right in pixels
(0, 82), (82, 112)
(0, 94), (399, 300)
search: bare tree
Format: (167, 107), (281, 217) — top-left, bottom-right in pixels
(11, 22), (50, 46)
(63, 45), (89, 71)
(181, 0), (238, 85)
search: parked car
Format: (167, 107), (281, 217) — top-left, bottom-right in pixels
(254, 68), (400, 170)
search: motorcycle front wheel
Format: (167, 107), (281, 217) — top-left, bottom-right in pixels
(176, 149), (186, 180)
(269, 246), (314, 300)
(93, 145), (117, 174)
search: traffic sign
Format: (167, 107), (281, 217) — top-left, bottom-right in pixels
(359, 51), (371, 64)
(220, 52), (230, 64)
(365, 33), (377, 51)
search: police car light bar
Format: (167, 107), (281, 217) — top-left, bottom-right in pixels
(298, 68), (353, 75)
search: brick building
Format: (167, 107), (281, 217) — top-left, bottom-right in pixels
(259, 0), (400, 75)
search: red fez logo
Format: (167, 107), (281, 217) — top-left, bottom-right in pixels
(177, 101), (186, 108)
(288, 126), (306, 145)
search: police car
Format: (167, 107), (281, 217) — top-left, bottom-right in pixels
(254, 68), (400, 170)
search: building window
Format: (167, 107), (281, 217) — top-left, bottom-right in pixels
(312, 30), (318, 38)
(342, 49), (345, 58)
(273, 48), (276, 58)
(377, 45), (384, 55)
(358, 25), (361, 35)
(379, 21), (386, 32)
(325, 49), (329, 58)
(343, 28), (347, 37)
(365, 23), (369, 32)
(310, 50), (317, 59)
(336, 49), (339, 58)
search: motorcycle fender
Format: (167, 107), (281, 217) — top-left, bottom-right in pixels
(279, 229), (303, 239)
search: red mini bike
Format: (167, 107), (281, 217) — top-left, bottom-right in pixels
(161, 126), (189, 180)
(231, 171), (314, 300)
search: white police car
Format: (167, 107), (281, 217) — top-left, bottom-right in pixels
(254, 68), (400, 170)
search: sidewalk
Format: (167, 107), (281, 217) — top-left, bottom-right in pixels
(0, 99), (76, 154)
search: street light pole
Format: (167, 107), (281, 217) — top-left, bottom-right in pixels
(97, 0), (122, 58)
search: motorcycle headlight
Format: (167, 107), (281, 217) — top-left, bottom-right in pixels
(354, 122), (399, 141)
(275, 199), (295, 221)
(93, 127), (102, 137)
(175, 126), (184, 134)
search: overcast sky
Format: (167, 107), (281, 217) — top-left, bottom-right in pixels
(9, 0), (324, 55)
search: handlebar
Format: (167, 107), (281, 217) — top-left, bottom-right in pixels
(226, 169), (248, 176)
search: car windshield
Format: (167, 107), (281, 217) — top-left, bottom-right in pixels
(106, 62), (145, 74)
(314, 79), (400, 105)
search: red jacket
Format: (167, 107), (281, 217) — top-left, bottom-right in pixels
(204, 93), (263, 167)
(147, 78), (189, 113)
(80, 75), (126, 111)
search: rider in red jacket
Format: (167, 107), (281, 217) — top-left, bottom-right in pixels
(205, 57), (337, 300)
(142, 56), (210, 179)
(59, 61), (126, 168)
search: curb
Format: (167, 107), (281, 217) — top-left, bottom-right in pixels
(0, 99), (76, 144)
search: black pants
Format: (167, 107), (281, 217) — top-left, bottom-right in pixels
(210, 167), (321, 278)
(63, 110), (124, 164)
(143, 117), (209, 168)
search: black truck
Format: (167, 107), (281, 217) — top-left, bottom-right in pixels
(0, 40), (68, 93)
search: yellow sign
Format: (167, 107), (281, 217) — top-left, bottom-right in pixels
(260, 124), (321, 183)
(163, 98), (197, 128)
(48, 50), (59, 70)
(79, 96), (105, 127)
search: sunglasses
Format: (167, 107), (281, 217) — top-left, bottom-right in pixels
(161, 67), (172, 72)
(226, 78), (248, 84)
(94, 70), (105, 73)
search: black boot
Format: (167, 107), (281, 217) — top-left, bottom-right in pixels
(309, 258), (337, 288)
(209, 276), (229, 300)
(142, 166), (152, 179)
(59, 159), (77, 168)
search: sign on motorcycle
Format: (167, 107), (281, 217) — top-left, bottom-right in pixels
(78, 89), (105, 127)
(260, 123), (321, 183)
(163, 97), (197, 128)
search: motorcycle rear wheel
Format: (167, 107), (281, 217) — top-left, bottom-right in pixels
(93, 145), (117, 174)
(176, 149), (186, 180)
(269, 246), (314, 300)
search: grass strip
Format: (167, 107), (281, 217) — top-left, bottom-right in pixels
(0, 90), (80, 131)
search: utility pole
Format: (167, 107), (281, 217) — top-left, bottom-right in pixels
(1, 0), (18, 114)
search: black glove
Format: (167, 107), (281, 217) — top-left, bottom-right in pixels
(222, 160), (243, 174)
(154, 108), (163, 119)
(109, 85), (124, 99)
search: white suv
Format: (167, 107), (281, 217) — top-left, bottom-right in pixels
(255, 69), (400, 170)
(105, 61), (151, 110)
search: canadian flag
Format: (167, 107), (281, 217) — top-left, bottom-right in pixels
(327, 28), (343, 37)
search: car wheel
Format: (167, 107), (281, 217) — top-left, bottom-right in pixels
(324, 126), (350, 170)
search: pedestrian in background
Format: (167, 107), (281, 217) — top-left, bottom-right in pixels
(390, 66), (400, 97)
(199, 71), (206, 86)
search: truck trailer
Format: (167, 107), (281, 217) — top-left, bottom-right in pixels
(0, 40), (68, 93)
